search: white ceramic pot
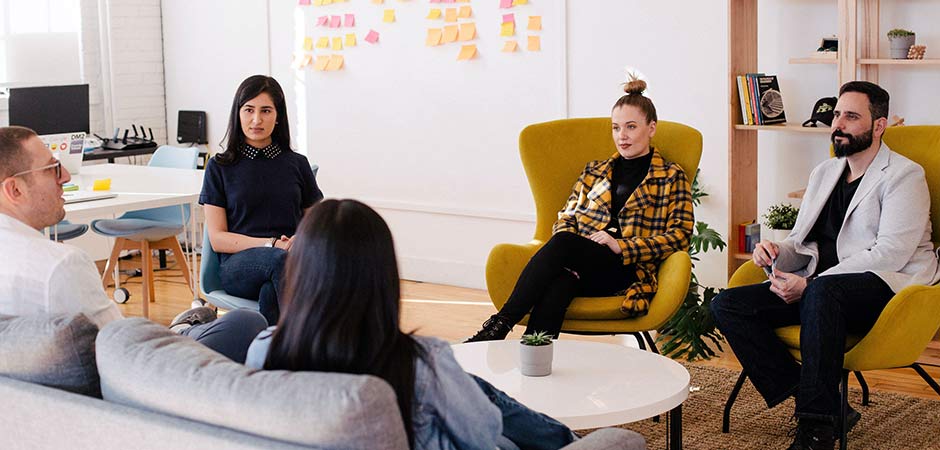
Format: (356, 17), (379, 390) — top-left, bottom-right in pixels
(889, 35), (915, 59)
(771, 228), (792, 242)
(519, 341), (553, 377)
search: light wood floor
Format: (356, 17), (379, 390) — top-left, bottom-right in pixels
(103, 252), (940, 401)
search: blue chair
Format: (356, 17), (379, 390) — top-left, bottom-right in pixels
(47, 220), (89, 242)
(200, 229), (260, 312)
(92, 146), (199, 317)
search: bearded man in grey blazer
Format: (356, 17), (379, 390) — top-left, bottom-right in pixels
(711, 81), (940, 450)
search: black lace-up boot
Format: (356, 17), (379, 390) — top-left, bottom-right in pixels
(464, 314), (515, 343)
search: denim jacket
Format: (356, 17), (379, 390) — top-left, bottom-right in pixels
(246, 329), (502, 450)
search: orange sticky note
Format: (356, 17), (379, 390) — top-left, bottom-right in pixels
(457, 44), (477, 60)
(332, 37), (343, 50)
(303, 37), (313, 51)
(93, 178), (112, 191)
(383, 9), (396, 23)
(427, 8), (442, 19)
(458, 5), (472, 18)
(444, 8), (457, 22)
(316, 37), (329, 48)
(458, 22), (476, 41)
(500, 22), (514, 37)
(326, 54), (344, 70)
(426, 28), (443, 46)
(527, 35), (540, 51)
(299, 54), (313, 68)
(345, 33), (357, 47)
(442, 25), (458, 43)
(314, 55), (331, 71)
(502, 40), (518, 52)
(527, 15), (541, 31)
(371, 0), (383, 3)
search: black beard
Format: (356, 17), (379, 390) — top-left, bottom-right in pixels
(831, 128), (873, 157)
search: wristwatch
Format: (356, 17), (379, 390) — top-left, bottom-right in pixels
(264, 237), (277, 248)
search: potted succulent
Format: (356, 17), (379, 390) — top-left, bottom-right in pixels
(887, 29), (916, 59)
(762, 203), (800, 242)
(519, 331), (553, 377)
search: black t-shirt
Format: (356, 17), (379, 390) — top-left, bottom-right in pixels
(806, 166), (863, 276)
(605, 151), (654, 239)
(199, 145), (322, 256)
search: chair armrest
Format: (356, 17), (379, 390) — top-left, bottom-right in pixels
(642, 251), (692, 329)
(728, 260), (768, 288)
(563, 429), (646, 450)
(486, 241), (543, 310)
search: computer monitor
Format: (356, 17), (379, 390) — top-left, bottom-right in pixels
(8, 84), (90, 135)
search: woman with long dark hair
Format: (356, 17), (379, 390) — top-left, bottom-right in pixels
(199, 75), (322, 325)
(246, 199), (577, 450)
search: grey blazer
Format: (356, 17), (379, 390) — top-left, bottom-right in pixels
(774, 144), (940, 292)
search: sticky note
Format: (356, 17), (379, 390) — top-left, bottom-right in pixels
(326, 54), (344, 71)
(313, 0), (323, 4)
(383, 9), (395, 23)
(93, 178), (112, 191)
(314, 55), (331, 71)
(458, 22), (476, 41)
(301, 37), (312, 51)
(330, 15), (341, 28)
(458, 6), (472, 18)
(427, 8), (442, 19)
(502, 40), (518, 52)
(499, 0), (512, 8)
(344, 14), (355, 27)
(502, 13), (515, 24)
(527, 16), (541, 31)
(345, 33), (357, 46)
(316, 15), (329, 26)
(298, 0), (311, 5)
(500, 22), (514, 37)
(371, 0), (383, 3)
(443, 0), (455, 3)
(457, 44), (477, 60)
(426, 28), (442, 46)
(457, 0), (470, 2)
(322, 0), (332, 4)
(430, 0), (441, 2)
(365, 29), (380, 44)
(301, 54), (313, 68)
(332, 37), (343, 50)
(442, 25), (458, 43)
(527, 35), (540, 51)
(513, 0), (528, 4)
(444, 8), (457, 22)
(316, 37), (330, 48)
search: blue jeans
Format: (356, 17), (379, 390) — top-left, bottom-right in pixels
(710, 272), (893, 423)
(181, 309), (268, 363)
(471, 374), (575, 450)
(220, 247), (287, 325)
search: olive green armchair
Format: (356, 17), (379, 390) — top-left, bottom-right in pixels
(485, 118), (703, 351)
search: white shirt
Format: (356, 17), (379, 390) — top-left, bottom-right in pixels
(0, 213), (123, 328)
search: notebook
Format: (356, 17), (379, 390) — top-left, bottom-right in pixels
(62, 191), (117, 204)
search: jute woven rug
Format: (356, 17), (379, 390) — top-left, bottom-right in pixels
(577, 364), (940, 450)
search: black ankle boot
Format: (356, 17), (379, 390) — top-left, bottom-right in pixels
(464, 314), (515, 343)
(787, 418), (835, 450)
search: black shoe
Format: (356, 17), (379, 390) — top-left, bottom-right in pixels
(787, 419), (835, 450)
(169, 306), (218, 333)
(464, 314), (515, 343)
(835, 405), (861, 438)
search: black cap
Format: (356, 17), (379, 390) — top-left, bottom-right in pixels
(802, 97), (837, 127)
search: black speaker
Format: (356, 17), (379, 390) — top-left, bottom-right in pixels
(177, 110), (207, 144)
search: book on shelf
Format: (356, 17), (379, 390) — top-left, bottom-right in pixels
(744, 222), (761, 253)
(736, 76), (750, 125)
(737, 220), (755, 253)
(755, 75), (787, 125)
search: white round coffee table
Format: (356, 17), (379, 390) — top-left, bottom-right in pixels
(452, 340), (689, 449)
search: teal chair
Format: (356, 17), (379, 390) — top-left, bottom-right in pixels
(199, 229), (259, 312)
(47, 220), (89, 242)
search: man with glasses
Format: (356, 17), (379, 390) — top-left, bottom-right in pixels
(0, 126), (267, 363)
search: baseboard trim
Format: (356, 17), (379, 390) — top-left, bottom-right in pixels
(366, 198), (536, 223)
(399, 255), (486, 290)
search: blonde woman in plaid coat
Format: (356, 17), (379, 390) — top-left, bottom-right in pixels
(467, 78), (694, 342)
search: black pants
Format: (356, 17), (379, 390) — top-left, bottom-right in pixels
(499, 232), (637, 337)
(710, 272), (894, 423)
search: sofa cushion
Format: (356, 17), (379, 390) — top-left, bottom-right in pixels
(0, 313), (101, 397)
(96, 318), (408, 450)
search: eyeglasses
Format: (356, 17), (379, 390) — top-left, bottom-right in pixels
(8, 161), (62, 180)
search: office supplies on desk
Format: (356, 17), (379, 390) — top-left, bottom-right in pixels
(63, 191), (117, 204)
(92, 178), (112, 191)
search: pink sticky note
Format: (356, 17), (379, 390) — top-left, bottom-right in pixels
(502, 13), (514, 23)
(316, 15), (329, 26)
(330, 15), (341, 28)
(443, 0), (456, 3)
(344, 14), (355, 27)
(365, 29), (379, 44)
(430, 0), (442, 2)
(499, 0), (512, 8)
(298, 0), (311, 5)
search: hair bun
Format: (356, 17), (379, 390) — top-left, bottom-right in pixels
(623, 79), (647, 95)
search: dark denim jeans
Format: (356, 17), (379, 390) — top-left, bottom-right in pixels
(710, 272), (893, 423)
(471, 374), (575, 450)
(181, 309), (268, 363)
(220, 247), (287, 325)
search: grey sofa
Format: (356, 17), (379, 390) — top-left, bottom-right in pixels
(0, 316), (646, 449)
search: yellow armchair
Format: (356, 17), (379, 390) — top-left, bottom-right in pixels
(485, 118), (703, 350)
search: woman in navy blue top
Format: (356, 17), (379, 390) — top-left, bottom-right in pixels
(199, 75), (322, 324)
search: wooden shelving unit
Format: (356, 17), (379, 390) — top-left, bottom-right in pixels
(733, 123), (831, 134)
(859, 58), (940, 65)
(789, 57), (838, 65)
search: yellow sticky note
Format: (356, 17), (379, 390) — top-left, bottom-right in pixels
(527, 35), (540, 51)
(426, 28), (443, 46)
(326, 54), (344, 71)
(457, 44), (477, 61)
(427, 8), (441, 19)
(371, 0), (383, 3)
(527, 15), (542, 31)
(458, 6), (472, 19)
(322, 0), (332, 4)
(303, 37), (313, 51)
(332, 37), (343, 51)
(500, 22), (514, 37)
(512, 0), (528, 4)
(444, 8), (457, 22)
(456, 0), (469, 2)
(458, 22), (476, 41)
(314, 55), (330, 71)
(345, 33), (357, 47)
(316, 37), (329, 48)
(442, 25), (459, 43)
(502, 40), (518, 52)
(313, 0), (324, 5)
(383, 9), (395, 23)
(93, 178), (112, 191)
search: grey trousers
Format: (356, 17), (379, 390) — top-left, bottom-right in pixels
(181, 309), (268, 363)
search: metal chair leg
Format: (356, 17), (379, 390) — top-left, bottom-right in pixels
(853, 371), (870, 406)
(631, 332), (647, 351)
(642, 330), (660, 354)
(722, 371), (748, 433)
(840, 370), (849, 450)
(911, 363), (940, 397)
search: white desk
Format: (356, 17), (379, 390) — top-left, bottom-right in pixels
(452, 340), (689, 449)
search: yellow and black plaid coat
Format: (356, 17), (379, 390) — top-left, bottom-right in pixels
(552, 148), (694, 317)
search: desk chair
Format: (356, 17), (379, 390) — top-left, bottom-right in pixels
(720, 125), (940, 450)
(47, 220), (89, 242)
(92, 145), (199, 318)
(485, 118), (703, 351)
(199, 229), (259, 312)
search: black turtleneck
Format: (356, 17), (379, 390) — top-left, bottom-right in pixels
(605, 150), (654, 238)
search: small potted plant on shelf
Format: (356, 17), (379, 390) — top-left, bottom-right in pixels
(887, 29), (916, 59)
(762, 203), (799, 242)
(519, 331), (553, 377)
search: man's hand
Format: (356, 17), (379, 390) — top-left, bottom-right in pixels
(752, 240), (779, 267)
(589, 230), (621, 255)
(769, 268), (807, 304)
